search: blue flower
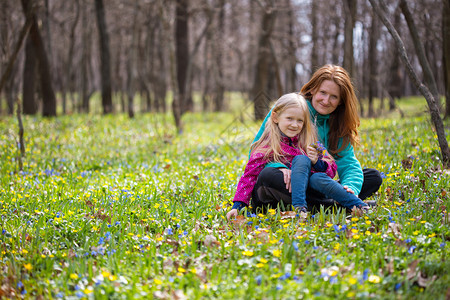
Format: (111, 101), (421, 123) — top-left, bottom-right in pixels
(380, 172), (386, 179)
(276, 285), (283, 290)
(305, 240), (310, 245)
(362, 269), (369, 281)
(167, 228), (173, 235)
(17, 281), (24, 289)
(395, 283), (402, 291)
(292, 241), (299, 251)
(405, 238), (412, 243)
(255, 275), (262, 285)
(440, 243), (445, 248)
(408, 246), (416, 254)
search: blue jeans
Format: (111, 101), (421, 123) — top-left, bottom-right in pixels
(291, 155), (311, 208)
(309, 172), (368, 209)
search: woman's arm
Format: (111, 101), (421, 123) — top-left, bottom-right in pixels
(335, 142), (363, 195)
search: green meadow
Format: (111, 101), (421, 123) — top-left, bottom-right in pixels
(0, 97), (449, 299)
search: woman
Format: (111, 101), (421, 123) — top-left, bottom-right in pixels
(249, 64), (382, 211)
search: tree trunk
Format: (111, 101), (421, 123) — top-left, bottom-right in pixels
(443, 0), (450, 118)
(94, 0), (113, 114)
(21, 0), (57, 117)
(310, 0), (319, 74)
(213, 0), (225, 112)
(286, 0), (297, 92)
(174, 0), (189, 123)
(343, 0), (356, 77)
(126, 0), (139, 119)
(80, 0), (90, 113)
(252, 1), (277, 120)
(369, 0), (450, 168)
(368, 9), (379, 118)
(399, 0), (440, 111)
(22, 35), (37, 114)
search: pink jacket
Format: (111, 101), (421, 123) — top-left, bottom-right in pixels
(233, 135), (337, 205)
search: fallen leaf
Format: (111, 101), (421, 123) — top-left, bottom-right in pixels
(280, 211), (297, 219)
(203, 235), (220, 247)
(231, 215), (247, 227)
(406, 259), (420, 281)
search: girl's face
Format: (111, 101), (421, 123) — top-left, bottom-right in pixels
(273, 106), (304, 138)
(311, 80), (341, 115)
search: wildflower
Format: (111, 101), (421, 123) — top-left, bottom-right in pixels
(102, 271), (111, 278)
(242, 250), (254, 257)
(272, 249), (282, 257)
(349, 277), (357, 285)
(24, 263), (32, 271)
(178, 267), (186, 273)
(408, 246), (416, 254)
(333, 243), (340, 250)
(368, 275), (381, 283)
(154, 278), (162, 285)
(70, 273), (79, 280)
(260, 258), (268, 263)
(353, 234), (360, 240)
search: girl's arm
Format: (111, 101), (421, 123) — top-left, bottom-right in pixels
(232, 152), (267, 206)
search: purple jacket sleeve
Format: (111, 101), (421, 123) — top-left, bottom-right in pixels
(232, 152), (267, 205)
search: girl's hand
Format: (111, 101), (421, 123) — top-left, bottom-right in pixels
(226, 209), (238, 221)
(307, 146), (319, 165)
(279, 168), (292, 192)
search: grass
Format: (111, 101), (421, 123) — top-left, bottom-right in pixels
(0, 97), (449, 299)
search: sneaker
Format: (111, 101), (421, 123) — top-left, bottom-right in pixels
(294, 206), (308, 214)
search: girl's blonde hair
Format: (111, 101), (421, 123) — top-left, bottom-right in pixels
(251, 93), (318, 163)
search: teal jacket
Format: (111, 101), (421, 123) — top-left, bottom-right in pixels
(252, 101), (364, 195)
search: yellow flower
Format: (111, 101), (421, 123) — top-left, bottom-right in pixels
(365, 221), (371, 225)
(178, 267), (186, 273)
(353, 234), (360, 240)
(242, 250), (254, 257)
(154, 278), (163, 285)
(24, 263), (32, 271)
(413, 231), (420, 236)
(84, 288), (94, 294)
(365, 231), (371, 236)
(102, 271), (111, 278)
(256, 263), (265, 268)
(428, 233), (436, 238)
(349, 277), (357, 285)
(272, 249), (282, 257)
(190, 268), (197, 274)
(70, 273), (79, 280)
(368, 275), (381, 283)
(260, 258), (268, 263)
(268, 209), (276, 215)
(351, 229), (358, 233)
(108, 275), (118, 281)
(333, 243), (340, 250)
(351, 217), (359, 222)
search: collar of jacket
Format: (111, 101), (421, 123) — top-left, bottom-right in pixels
(307, 100), (330, 126)
(280, 131), (299, 145)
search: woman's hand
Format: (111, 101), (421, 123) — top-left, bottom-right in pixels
(226, 209), (238, 221)
(279, 168), (292, 192)
(306, 146), (319, 165)
(342, 185), (358, 196)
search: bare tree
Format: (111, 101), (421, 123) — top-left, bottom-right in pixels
(369, 0), (450, 168)
(343, 0), (356, 77)
(21, 0), (56, 117)
(443, 0), (450, 118)
(367, 8), (379, 118)
(94, 0), (113, 114)
(252, 0), (277, 120)
(399, 0), (440, 111)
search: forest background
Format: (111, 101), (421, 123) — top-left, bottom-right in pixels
(1, 0), (450, 298)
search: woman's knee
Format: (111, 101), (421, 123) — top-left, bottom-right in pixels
(363, 168), (383, 188)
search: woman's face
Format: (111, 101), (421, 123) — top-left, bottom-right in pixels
(311, 80), (341, 115)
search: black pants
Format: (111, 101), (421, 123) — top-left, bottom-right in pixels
(251, 167), (383, 212)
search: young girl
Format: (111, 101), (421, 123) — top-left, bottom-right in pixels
(227, 93), (367, 220)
